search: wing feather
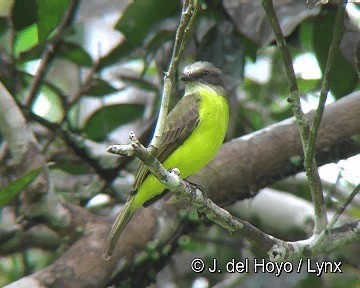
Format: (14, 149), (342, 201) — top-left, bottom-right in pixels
(131, 93), (201, 193)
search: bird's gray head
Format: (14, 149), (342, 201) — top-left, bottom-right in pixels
(180, 61), (223, 87)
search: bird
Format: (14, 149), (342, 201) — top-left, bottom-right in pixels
(104, 61), (229, 258)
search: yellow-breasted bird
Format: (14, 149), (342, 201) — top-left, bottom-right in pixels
(104, 61), (229, 258)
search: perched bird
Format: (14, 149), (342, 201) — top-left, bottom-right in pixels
(104, 61), (229, 258)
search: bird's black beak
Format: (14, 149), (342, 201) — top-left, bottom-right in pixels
(180, 73), (191, 82)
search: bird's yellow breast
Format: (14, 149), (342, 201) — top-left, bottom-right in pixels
(133, 86), (229, 208)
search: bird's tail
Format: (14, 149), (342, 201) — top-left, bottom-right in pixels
(104, 196), (136, 259)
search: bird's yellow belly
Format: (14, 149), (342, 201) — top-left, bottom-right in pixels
(133, 88), (228, 207)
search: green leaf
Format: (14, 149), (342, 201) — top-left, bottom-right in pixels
(100, 41), (133, 68)
(86, 78), (118, 96)
(37, 0), (70, 42)
(300, 19), (314, 50)
(144, 29), (175, 62)
(313, 10), (358, 98)
(120, 75), (159, 93)
(0, 167), (44, 207)
(14, 23), (39, 56)
(12, 0), (38, 31)
(298, 78), (321, 94)
(101, 0), (180, 67)
(58, 42), (93, 67)
(19, 42), (93, 66)
(116, 0), (179, 47)
(84, 104), (145, 141)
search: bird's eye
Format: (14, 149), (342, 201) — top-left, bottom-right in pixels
(203, 70), (209, 76)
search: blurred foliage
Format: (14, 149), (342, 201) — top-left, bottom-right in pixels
(37, 0), (70, 42)
(0, 167), (44, 207)
(313, 8), (358, 98)
(12, 0), (38, 31)
(57, 42), (93, 67)
(0, 0), (359, 287)
(84, 104), (145, 141)
(102, 0), (181, 67)
(85, 78), (118, 97)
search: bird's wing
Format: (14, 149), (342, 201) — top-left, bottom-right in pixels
(132, 93), (201, 193)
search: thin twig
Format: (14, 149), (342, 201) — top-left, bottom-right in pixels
(306, 183), (360, 254)
(262, 0), (330, 233)
(300, 2), (346, 233)
(24, 0), (80, 106)
(70, 58), (101, 106)
(328, 183), (360, 230)
(56, 58), (101, 127)
(148, 0), (199, 155)
(261, 0), (309, 151)
(306, 2), (345, 162)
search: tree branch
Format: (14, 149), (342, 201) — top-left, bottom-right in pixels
(270, 220), (360, 261)
(148, 0), (199, 154)
(261, 0), (309, 150)
(328, 183), (360, 230)
(306, 0), (345, 173)
(109, 133), (288, 257)
(24, 0), (80, 106)
(262, 0), (351, 234)
(108, 133), (248, 234)
(107, 95), (360, 260)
